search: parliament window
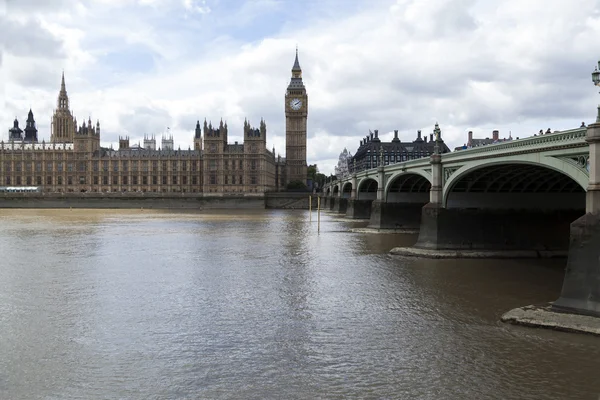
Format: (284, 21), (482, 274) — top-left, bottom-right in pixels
(122, 176), (128, 185)
(79, 176), (85, 184)
(16, 163), (21, 172)
(58, 176), (62, 185)
(182, 176), (187, 185)
(47, 176), (52, 185)
(210, 175), (216, 185)
(192, 176), (197, 185)
(162, 176), (167, 185)
(112, 176), (118, 185)
(5, 177), (10, 185)
(152, 176), (157, 185)
(94, 176), (99, 185)
(172, 176), (177, 185)
(133, 176), (138, 185)
(36, 176), (42, 185)
(67, 176), (73, 185)
(17, 177), (21, 185)
(251, 176), (257, 185)
(142, 176), (147, 185)
(103, 176), (108, 185)
(67, 163), (73, 172)
(26, 177), (32, 185)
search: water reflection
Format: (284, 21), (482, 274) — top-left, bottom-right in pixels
(0, 209), (598, 399)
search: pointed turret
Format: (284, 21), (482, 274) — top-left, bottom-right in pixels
(24, 109), (38, 142)
(292, 46), (301, 73)
(288, 47), (305, 90)
(195, 120), (202, 139)
(8, 117), (23, 141)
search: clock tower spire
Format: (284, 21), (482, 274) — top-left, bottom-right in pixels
(285, 47), (308, 187)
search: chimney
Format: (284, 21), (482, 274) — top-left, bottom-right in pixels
(430, 133), (433, 142)
(394, 130), (398, 139)
(424, 136), (428, 143)
(370, 132), (374, 140)
(374, 130), (378, 139)
(492, 130), (499, 141)
(417, 130), (422, 140)
(468, 131), (473, 145)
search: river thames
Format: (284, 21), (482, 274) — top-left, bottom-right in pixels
(0, 209), (599, 399)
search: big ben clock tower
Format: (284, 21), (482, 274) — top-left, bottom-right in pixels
(285, 48), (308, 186)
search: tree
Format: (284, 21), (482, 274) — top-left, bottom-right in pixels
(307, 164), (318, 182)
(286, 180), (309, 191)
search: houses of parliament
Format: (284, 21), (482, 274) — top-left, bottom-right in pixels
(1, 51), (309, 195)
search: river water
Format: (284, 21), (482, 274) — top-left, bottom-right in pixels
(0, 209), (598, 400)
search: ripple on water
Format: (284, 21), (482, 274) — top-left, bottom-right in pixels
(0, 209), (598, 399)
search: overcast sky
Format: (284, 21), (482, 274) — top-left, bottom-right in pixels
(2, 0), (600, 174)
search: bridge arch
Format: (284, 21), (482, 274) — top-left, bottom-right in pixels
(342, 182), (352, 198)
(443, 158), (587, 209)
(357, 177), (378, 200)
(332, 185), (339, 197)
(385, 171), (432, 203)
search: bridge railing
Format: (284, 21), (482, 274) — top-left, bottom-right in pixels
(442, 127), (587, 160)
(323, 127), (588, 190)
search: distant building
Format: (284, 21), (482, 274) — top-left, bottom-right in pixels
(455, 130), (513, 151)
(334, 148), (352, 179)
(350, 124), (450, 173)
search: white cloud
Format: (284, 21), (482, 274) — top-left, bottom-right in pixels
(2, 0), (600, 175)
(182, 0), (210, 13)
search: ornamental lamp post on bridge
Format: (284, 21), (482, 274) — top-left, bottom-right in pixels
(593, 61), (600, 122)
(588, 60), (600, 214)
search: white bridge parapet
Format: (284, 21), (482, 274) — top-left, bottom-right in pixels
(323, 126), (590, 205)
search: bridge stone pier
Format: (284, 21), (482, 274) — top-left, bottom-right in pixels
(552, 120), (600, 317)
(346, 174), (376, 219)
(368, 165), (430, 230)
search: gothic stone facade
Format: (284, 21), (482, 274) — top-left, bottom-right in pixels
(1, 53), (308, 194)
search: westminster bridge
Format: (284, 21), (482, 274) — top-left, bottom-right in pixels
(322, 121), (600, 318)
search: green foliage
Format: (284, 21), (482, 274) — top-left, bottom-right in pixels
(286, 180), (309, 191)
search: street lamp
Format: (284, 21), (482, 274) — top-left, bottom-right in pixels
(593, 61), (600, 122)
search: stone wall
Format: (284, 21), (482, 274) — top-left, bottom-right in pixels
(415, 204), (584, 251)
(368, 201), (425, 230)
(264, 192), (321, 209)
(0, 193), (264, 209)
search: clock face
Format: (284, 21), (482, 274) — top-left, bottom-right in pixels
(289, 98), (302, 110)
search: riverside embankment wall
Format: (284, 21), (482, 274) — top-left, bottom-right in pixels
(0, 192), (323, 209)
